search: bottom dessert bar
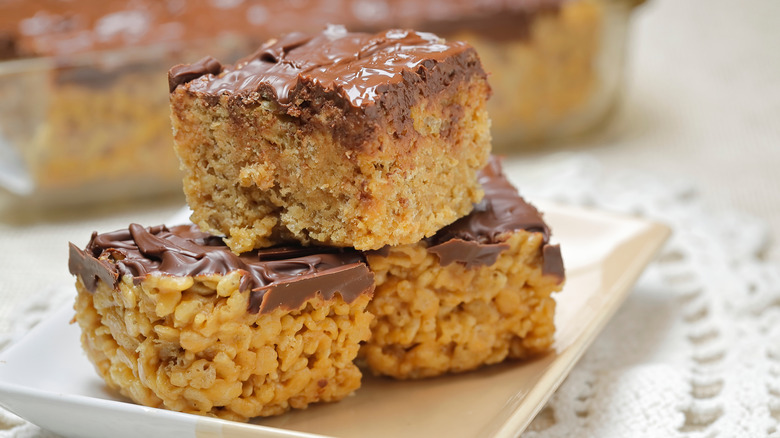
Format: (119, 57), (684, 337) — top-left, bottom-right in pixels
(69, 224), (374, 421)
(359, 157), (565, 379)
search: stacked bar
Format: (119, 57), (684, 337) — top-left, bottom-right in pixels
(168, 26), (491, 253)
(69, 225), (374, 421)
(69, 26), (564, 421)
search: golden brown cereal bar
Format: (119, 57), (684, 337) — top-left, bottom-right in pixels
(360, 157), (565, 379)
(168, 27), (491, 253)
(69, 224), (374, 421)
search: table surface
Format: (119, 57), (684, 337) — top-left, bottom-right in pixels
(1, 0), (779, 435)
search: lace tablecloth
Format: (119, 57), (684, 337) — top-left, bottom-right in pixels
(2, 0), (780, 436)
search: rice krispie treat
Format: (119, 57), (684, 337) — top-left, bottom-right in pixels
(169, 26), (491, 253)
(68, 223), (374, 421)
(360, 157), (565, 379)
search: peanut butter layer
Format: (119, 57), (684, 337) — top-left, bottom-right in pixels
(68, 223), (374, 314)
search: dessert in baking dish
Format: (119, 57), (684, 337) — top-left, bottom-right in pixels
(1, 0), (638, 208)
(360, 157), (565, 379)
(435, 0), (612, 146)
(69, 224), (374, 420)
(169, 27), (491, 253)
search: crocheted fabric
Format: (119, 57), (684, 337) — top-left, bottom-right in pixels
(505, 154), (780, 438)
(2, 154), (778, 437)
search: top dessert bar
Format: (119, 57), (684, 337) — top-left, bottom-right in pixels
(169, 26), (491, 253)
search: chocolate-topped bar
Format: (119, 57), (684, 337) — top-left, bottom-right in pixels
(360, 156), (565, 379)
(70, 223), (375, 420)
(69, 223), (372, 313)
(169, 26), (491, 253)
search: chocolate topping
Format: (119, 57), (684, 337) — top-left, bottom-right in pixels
(542, 244), (565, 279)
(426, 156), (565, 281)
(168, 56), (223, 93)
(68, 224), (374, 314)
(170, 27), (484, 108)
(426, 239), (509, 270)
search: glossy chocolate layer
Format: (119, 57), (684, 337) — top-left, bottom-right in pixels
(427, 156), (565, 281)
(68, 224), (374, 314)
(168, 56), (223, 93)
(542, 244), (565, 279)
(426, 239), (509, 270)
(171, 27), (485, 108)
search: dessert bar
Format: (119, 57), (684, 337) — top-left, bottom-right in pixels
(360, 157), (565, 379)
(169, 27), (491, 252)
(69, 224), (374, 420)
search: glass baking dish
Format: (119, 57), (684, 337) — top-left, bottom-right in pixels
(0, 37), (253, 213)
(0, 0), (643, 211)
(404, 0), (644, 148)
(0, 47), (177, 209)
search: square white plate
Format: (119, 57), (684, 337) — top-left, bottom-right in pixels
(0, 202), (670, 438)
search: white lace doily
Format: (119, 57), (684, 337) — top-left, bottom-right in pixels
(1, 154), (778, 438)
(505, 154), (780, 438)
